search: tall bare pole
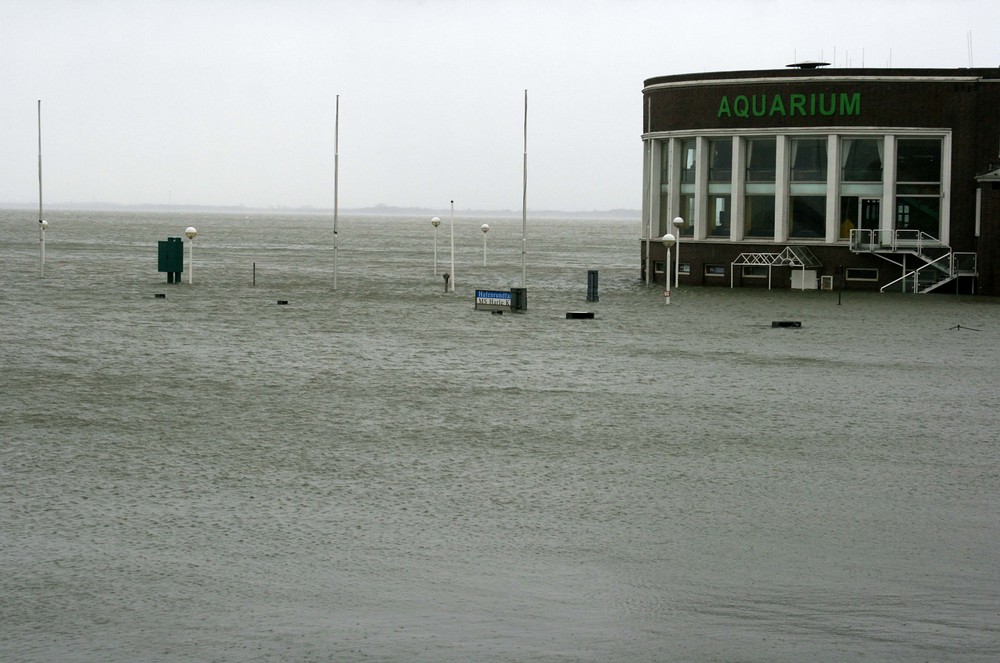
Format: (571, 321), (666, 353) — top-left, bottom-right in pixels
(333, 94), (340, 290)
(521, 89), (528, 287)
(38, 100), (46, 277)
(449, 200), (455, 292)
(38, 100), (42, 223)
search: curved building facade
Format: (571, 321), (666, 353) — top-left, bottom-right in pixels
(641, 66), (1000, 294)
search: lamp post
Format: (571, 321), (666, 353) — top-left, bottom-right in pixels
(661, 233), (675, 305)
(431, 216), (441, 275)
(448, 201), (455, 292)
(185, 226), (197, 284)
(481, 224), (490, 266)
(672, 216), (684, 288)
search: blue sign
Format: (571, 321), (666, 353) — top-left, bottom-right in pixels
(475, 289), (512, 311)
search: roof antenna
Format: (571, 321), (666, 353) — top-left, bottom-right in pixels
(967, 31), (974, 67)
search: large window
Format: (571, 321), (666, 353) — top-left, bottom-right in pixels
(842, 138), (883, 182)
(896, 197), (941, 236)
(790, 138), (827, 182)
(746, 139), (776, 182)
(789, 138), (827, 239)
(745, 195), (775, 238)
(896, 138), (942, 237)
(709, 138), (732, 183)
(896, 139), (941, 183)
(840, 197), (881, 238)
(746, 139), (776, 239)
(660, 141), (670, 184)
(708, 195), (731, 237)
(790, 196), (826, 238)
(680, 139), (696, 184)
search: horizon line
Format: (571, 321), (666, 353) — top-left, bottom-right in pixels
(2, 201), (642, 218)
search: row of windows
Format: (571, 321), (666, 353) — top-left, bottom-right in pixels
(656, 133), (945, 242)
(674, 137), (941, 185)
(655, 262), (879, 281)
(676, 193), (941, 239)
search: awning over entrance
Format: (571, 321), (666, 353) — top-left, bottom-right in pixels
(731, 246), (822, 289)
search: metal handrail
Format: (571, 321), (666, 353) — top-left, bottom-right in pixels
(952, 252), (978, 274)
(851, 229), (976, 293)
(880, 269), (917, 293)
(880, 252), (960, 293)
(850, 228), (948, 253)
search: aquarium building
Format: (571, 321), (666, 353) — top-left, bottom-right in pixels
(641, 65), (1000, 295)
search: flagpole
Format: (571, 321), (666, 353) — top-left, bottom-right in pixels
(38, 99), (46, 278)
(333, 94), (340, 290)
(521, 89), (527, 287)
(449, 200), (455, 292)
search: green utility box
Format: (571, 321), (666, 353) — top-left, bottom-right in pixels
(158, 237), (184, 283)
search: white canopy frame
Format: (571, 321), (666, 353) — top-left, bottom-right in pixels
(730, 246), (822, 289)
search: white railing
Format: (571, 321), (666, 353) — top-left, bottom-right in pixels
(952, 252), (978, 274)
(849, 229), (976, 294)
(850, 228), (947, 253)
(879, 251), (978, 293)
(880, 253), (949, 293)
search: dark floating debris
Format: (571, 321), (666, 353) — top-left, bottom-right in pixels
(277, 300), (289, 305)
(772, 321), (802, 328)
(567, 311), (595, 319)
(949, 324), (981, 331)
(154, 293), (166, 299)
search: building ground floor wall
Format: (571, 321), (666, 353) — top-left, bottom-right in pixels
(640, 241), (979, 294)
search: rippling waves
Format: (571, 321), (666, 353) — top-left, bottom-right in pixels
(2, 210), (999, 661)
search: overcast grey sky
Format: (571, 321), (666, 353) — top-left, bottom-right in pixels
(2, 0), (997, 211)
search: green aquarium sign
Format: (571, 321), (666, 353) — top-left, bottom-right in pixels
(718, 92), (861, 119)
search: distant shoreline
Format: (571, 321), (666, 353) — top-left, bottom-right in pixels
(1, 202), (640, 220)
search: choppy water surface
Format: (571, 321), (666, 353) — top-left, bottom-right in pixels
(2, 209), (999, 662)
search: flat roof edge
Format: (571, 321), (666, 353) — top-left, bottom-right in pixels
(643, 67), (1000, 90)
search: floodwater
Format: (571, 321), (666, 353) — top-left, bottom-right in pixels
(2, 209), (999, 662)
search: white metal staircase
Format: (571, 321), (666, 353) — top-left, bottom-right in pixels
(849, 229), (978, 293)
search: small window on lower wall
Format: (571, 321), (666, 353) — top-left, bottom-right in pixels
(742, 265), (769, 278)
(679, 263), (691, 275)
(705, 264), (726, 277)
(654, 261), (665, 274)
(846, 267), (878, 281)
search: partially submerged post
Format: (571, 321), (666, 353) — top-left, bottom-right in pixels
(587, 270), (599, 302)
